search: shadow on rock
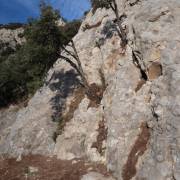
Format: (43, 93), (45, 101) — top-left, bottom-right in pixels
(48, 69), (80, 122)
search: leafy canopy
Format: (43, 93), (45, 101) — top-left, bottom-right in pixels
(90, 0), (112, 13)
(0, 2), (81, 107)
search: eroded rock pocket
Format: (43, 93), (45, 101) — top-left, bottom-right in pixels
(147, 62), (162, 80)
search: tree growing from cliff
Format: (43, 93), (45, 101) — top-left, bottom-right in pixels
(91, 0), (127, 47)
(0, 2), (88, 107)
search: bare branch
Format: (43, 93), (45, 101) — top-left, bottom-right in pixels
(109, 1), (115, 12)
(110, 0), (128, 47)
(61, 45), (77, 60)
(58, 51), (89, 89)
(58, 53), (81, 75)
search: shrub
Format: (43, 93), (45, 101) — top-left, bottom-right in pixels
(0, 3), (81, 108)
(91, 0), (110, 13)
(60, 20), (81, 45)
(0, 23), (24, 30)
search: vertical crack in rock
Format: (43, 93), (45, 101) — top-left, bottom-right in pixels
(132, 51), (147, 80)
(122, 122), (150, 180)
(132, 50), (148, 92)
(91, 117), (108, 155)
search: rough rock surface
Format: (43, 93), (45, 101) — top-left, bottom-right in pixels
(104, 0), (180, 179)
(0, 27), (25, 54)
(0, 0), (180, 180)
(0, 60), (80, 157)
(54, 98), (105, 162)
(81, 172), (115, 180)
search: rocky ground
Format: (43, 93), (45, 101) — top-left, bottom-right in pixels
(0, 155), (113, 180)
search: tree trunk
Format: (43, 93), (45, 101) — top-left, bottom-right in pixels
(111, 0), (127, 47)
(70, 40), (90, 90)
(59, 42), (90, 92)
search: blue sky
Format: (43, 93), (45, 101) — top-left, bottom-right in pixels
(0, 0), (91, 24)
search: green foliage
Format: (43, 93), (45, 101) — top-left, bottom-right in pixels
(60, 20), (81, 44)
(0, 2), (81, 108)
(91, 0), (112, 13)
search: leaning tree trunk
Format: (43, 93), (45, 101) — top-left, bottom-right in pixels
(59, 40), (90, 92)
(70, 40), (90, 90)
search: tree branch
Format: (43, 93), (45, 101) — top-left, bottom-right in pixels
(58, 53), (81, 76)
(61, 45), (77, 60)
(110, 0), (127, 47)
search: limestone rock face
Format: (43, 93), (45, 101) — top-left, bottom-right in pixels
(81, 172), (115, 180)
(102, 0), (180, 179)
(54, 98), (105, 162)
(0, 27), (25, 54)
(0, 0), (180, 180)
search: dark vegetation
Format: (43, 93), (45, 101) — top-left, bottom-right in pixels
(0, 3), (81, 108)
(91, 0), (110, 14)
(0, 0), (126, 109)
(0, 23), (25, 30)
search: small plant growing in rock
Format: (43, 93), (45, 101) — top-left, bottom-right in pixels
(91, 0), (127, 47)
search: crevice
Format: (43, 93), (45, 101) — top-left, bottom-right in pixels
(132, 50), (148, 92)
(151, 106), (159, 121)
(132, 50), (148, 81)
(91, 117), (108, 155)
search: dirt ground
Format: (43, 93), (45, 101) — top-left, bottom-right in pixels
(0, 155), (111, 180)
